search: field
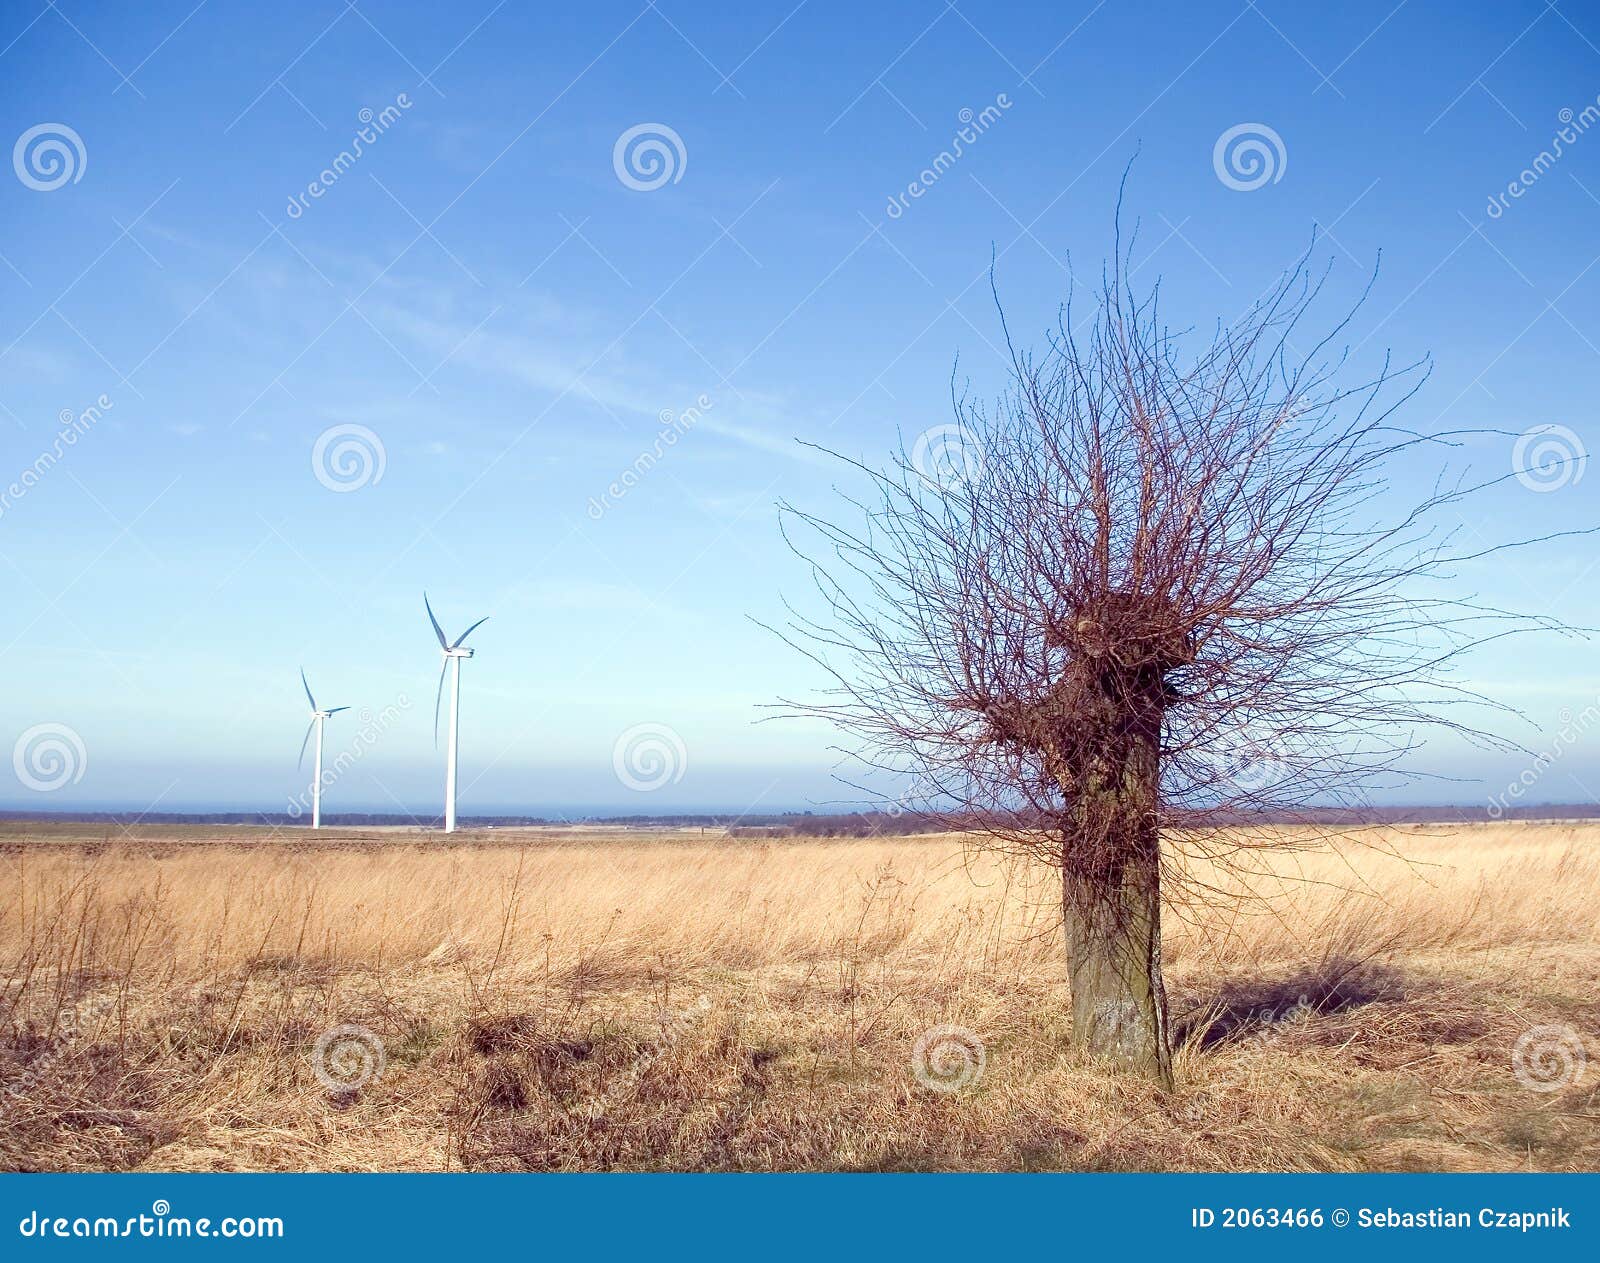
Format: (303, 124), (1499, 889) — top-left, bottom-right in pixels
(1, 820), (1596, 1172)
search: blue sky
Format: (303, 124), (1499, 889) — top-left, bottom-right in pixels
(1, 0), (1598, 816)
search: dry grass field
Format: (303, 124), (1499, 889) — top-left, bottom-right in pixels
(1, 820), (1596, 1172)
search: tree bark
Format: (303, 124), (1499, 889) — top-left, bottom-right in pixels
(1059, 670), (1174, 1088)
(1062, 845), (1172, 1087)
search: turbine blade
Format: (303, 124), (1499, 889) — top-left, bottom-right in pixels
(300, 667), (316, 712)
(326, 706), (351, 715)
(433, 659), (449, 747)
(451, 616), (489, 648)
(297, 717), (316, 770)
(424, 593), (449, 649)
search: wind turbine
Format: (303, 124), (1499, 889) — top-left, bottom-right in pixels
(298, 669), (350, 829)
(425, 593), (488, 833)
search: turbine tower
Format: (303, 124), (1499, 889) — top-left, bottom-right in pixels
(298, 669), (349, 829)
(425, 594), (488, 833)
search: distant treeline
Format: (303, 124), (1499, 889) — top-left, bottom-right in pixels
(694, 804), (1600, 836)
(0, 808), (951, 834)
(2, 804), (1599, 835)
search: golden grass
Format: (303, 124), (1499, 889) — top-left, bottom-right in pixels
(1, 821), (1596, 1172)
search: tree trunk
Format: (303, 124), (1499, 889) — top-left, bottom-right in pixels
(1059, 669), (1174, 1087)
(1062, 845), (1172, 1087)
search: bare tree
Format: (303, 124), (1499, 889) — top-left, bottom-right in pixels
(776, 225), (1572, 1087)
